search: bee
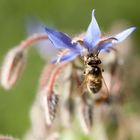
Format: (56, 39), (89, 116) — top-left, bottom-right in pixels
(82, 53), (105, 94)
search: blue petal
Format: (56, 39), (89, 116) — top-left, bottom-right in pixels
(45, 27), (77, 50)
(51, 51), (79, 63)
(93, 41), (112, 52)
(112, 27), (136, 44)
(99, 42), (113, 52)
(84, 9), (101, 50)
(26, 18), (45, 35)
(26, 19), (59, 60)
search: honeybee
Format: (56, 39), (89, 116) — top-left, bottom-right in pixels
(82, 53), (106, 94)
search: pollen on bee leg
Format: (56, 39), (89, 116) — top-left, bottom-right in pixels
(0, 47), (26, 90)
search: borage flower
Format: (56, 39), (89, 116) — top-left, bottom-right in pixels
(39, 11), (136, 125)
(0, 9), (136, 137)
(44, 9), (136, 63)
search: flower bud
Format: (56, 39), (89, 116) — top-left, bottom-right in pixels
(0, 47), (26, 90)
(78, 94), (93, 134)
(40, 87), (59, 126)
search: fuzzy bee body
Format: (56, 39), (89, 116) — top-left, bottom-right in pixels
(83, 53), (103, 94)
(86, 74), (102, 94)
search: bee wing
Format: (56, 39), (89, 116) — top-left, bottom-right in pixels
(93, 71), (112, 105)
(91, 75), (110, 105)
(101, 74), (110, 98)
(78, 77), (88, 96)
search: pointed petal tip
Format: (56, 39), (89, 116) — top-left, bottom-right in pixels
(44, 26), (74, 49)
(113, 26), (137, 44)
(92, 9), (95, 16)
(45, 26), (51, 32)
(91, 9), (97, 19)
(129, 26), (137, 32)
(84, 9), (101, 50)
(132, 26), (137, 30)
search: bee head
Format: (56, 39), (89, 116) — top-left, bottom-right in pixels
(84, 53), (101, 66)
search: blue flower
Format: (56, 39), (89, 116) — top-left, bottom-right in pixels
(45, 9), (136, 63)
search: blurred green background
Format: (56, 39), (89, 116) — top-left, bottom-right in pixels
(0, 0), (139, 139)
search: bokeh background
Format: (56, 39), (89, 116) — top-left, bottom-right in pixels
(0, 0), (140, 139)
